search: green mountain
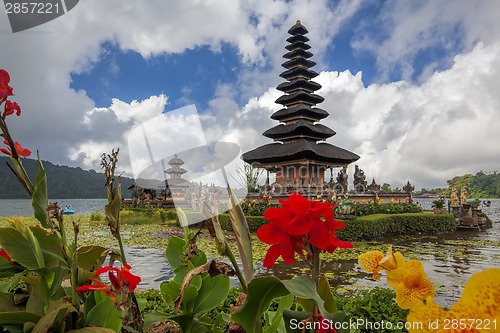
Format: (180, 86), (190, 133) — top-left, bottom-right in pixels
(0, 156), (135, 199)
(447, 171), (500, 198)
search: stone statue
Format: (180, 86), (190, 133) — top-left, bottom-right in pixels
(335, 167), (348, 194)
(353, 165), (367, 193)
(460, 183), (468, 205)
(450, 183), (460, 207)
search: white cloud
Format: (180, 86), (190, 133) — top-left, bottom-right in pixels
(2, 0), (499, 191)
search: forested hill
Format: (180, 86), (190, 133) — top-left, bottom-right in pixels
(0, 157), (135, 199)
(447, 171), (500, 198)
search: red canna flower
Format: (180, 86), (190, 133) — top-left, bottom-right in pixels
(0, 69), (14, 100)
(0, 140), (31, 157)
(4, 100), (21, 116)
(76, 263), (141, 302)
(0, 248), (13, 263)
(257, 193), (352, 269)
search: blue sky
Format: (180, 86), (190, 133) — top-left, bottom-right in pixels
(1, 0), (500, 189)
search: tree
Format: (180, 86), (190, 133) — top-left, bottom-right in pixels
(236, 163), (263, 193)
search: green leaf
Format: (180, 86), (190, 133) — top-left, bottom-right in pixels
(180, 284), (199, 313)
(330, 311), (351, 333)
(232, 276), (290, 333)
(226, 184), (254, 282)
(169, 313), (194, 333)
(281, 276), (332, 320)
(160, 280), (181, 304)
(143, 311), (170, 332)
(23, 274), (50, 317)
(165, 236), (186, 270)
(0, 292), (19, 312)
(264, 293), (294, 333)
(104, 186), (122, 239)
(77, 246), (109, 272)
(49, 266), (69, 298)
(66, 328), (116, 333)
(0, 311), (42, 325)
(0, 225), (44, 269)
(317, 274), (336, 314)
(283, 309), (311, 333)
(32, 154), (49, 227)
(31, 304), (72, 333)
(30, 227), (67, 269)
(192, 274), (229, 314)
(86, 298), (122, 331)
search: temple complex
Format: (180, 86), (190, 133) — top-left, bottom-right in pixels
(242, 20), (360, 197)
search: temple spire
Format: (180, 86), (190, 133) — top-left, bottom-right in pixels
(242, 21), (359, 191)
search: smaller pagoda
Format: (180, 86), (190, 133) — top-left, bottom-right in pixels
(164, 154), (190, 196)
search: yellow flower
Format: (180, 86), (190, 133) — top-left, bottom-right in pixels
(388, 260), (435, 310)
(406, 268), (500, 332)
(359, 247), (434, 310)
(358, 250), (384, 280)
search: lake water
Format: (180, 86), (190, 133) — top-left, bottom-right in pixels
(1, 197), (499, 307)
(0, 198), (108, 216)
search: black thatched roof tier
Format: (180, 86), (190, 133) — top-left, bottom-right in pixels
(275, 91), (324, 106)
(263, 120), (335, 140)
(242, 139), (360, 166)
(276, 78), (321, 92)
(283, 49), (313, 59)
(270, 104), (329, 121)
(281, 58), (316, 69)
(288, 20), (308, 35)
(279, 67), (319, 80)
(285, 41), (311, 51)
(286, 34), (309, 43)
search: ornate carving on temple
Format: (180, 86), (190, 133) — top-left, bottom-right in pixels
(334, 167), (348, 194)
(450, 183), (460, 207)
(403, 180), (414, 194)
(353, 165), (368, 193)
(367, 178), (380, 193)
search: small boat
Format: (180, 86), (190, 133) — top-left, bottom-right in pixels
(63, 206), (75, 215)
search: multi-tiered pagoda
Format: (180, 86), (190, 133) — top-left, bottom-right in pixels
(242, 20), (359, 195)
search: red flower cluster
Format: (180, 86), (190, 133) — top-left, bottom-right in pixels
(0, 69), (14, 100)
(4, 100), (21, 116)
(257, 193), (353, 269)
(76, 263), (141, 302)
(0, 140), (31, 157)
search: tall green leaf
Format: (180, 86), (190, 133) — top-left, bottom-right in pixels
(232, 276), (290, 333)
(165, 236), (186, 270)
(263, 293), (294, 333)
(226, 184), (253, 282)
(86, 298), (122, 331)
(32, 154), (48, 227)
(31, 304), (72, 333)
(0, 226), (44, 269)
(76, 246), (109, 272)
(192, 274), (229, 314)
(23, 274), (50, 317)
(281, 276), (332, 320)
(0, 311), (42, 325)
(30, 227), (67, 269)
